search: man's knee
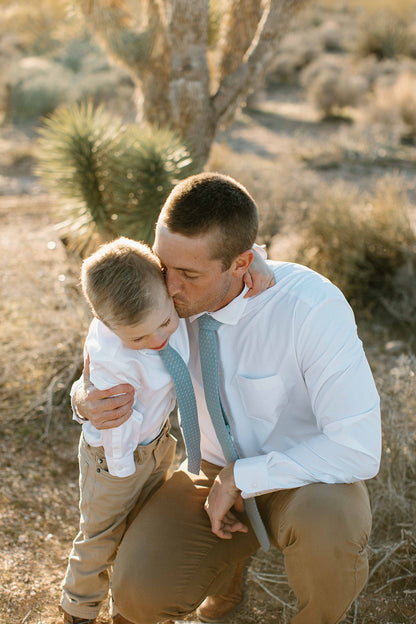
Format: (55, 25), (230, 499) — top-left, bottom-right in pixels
(112, 550), (161, 623)
(275, 482), (372, 553)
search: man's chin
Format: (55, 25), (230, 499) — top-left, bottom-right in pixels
(176, 307), (191, 318)
(173, 300), (195, 318)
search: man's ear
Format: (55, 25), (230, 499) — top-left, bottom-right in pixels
(231, 249), (254, 277)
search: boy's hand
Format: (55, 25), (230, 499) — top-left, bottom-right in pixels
(244, 247), (275, 297)
(204, 463), (248, 539)
(73, 354), (134, 429)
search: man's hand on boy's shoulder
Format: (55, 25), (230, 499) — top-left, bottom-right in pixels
(73, 353), (134, 429)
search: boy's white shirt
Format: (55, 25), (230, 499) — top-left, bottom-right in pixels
(77, 317), (189, 477)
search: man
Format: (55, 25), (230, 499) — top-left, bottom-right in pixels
(73, 172), (381, 624)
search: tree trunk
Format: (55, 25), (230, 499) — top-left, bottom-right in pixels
(78, 0), (310, 166)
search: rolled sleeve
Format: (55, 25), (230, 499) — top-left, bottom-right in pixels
(70, 377), (87, 424)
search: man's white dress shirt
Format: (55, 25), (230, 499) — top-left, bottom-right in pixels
(78, 317), (189, 477)
(186, 261), (381, 499)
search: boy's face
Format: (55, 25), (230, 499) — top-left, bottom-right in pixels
(111, 286), (179, 351)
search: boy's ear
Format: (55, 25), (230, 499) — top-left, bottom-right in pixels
(231, 249), (254, 277)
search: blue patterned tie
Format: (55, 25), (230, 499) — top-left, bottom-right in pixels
(198, 314), (270, 552)
(159, 343), (201, 474)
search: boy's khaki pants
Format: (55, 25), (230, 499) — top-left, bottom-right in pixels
(60, 422), (176, 620)
(112, 461), (372, 624)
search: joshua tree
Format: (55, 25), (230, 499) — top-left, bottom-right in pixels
(77, 0), (309, 166)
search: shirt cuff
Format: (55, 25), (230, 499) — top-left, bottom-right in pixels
(106, 455), (136, 477)
(234, 456), (271, 498)
(70, 378), (87, 424)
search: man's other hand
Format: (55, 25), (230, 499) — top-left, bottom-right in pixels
(204, 462), (248, 539)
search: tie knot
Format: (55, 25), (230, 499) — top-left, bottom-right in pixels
(198, 314), (222, 332)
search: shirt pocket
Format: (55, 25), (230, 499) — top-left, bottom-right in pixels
(235, 373), (288, 423)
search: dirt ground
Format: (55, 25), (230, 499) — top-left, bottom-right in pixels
(1, 85), (416, 624)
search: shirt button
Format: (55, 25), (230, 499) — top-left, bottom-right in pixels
(250, 483), (257, 489)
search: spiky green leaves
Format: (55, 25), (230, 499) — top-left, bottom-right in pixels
(36, 101), (197, 256)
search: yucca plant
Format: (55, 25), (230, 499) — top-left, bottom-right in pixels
(36, 101), (197, 256)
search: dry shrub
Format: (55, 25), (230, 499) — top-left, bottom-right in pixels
(0, 0), (83, 55)
(267, 31), (322, 85)
(10, 57), (74, 122)
(348, 0), (416, 13)
(317, 19), (350, 53)
(355, 10), (413, 60)
(408, 22), (416, 58)
(278, 174), (416, 312)
(359, 64), (416, 147)
(207, 143), (317, 245)
(359, 56), (408, 91)
(300, 55), (368, 117)
(358, 90), (404, 149)
(393, 72), (416, 136)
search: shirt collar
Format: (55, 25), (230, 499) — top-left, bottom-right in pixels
(189, 285), (249, 326)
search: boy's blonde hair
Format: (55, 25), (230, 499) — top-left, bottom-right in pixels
(81, 237), (165, 329)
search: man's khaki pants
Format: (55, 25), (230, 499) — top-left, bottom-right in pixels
(112, 461), (372, 624)
(60, 421), (176, 620)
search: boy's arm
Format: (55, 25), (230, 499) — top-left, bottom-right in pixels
(244, 244), (275, 297)
(72, 353), (134, 429)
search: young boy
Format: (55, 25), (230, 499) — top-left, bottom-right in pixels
(60, 236), (271, 624)
(60, 237), (189, 624)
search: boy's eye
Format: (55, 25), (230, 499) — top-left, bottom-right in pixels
(182, 272), (197, 280)
(161, 318), (171, 327)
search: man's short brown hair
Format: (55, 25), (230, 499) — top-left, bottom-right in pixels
(81, 237), (165, 329)
(159, 172), (259, 269)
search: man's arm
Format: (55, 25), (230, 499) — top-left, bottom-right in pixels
(234, 297), (381, 498)
(72, 353), (134, 429)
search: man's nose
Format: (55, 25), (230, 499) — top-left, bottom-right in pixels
(165, 269), (182, 297)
